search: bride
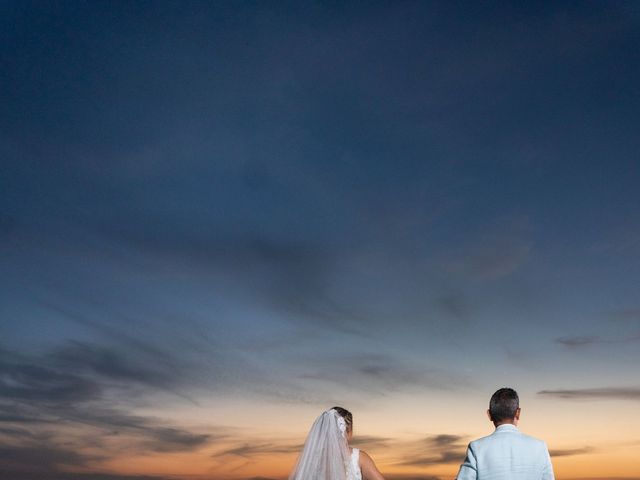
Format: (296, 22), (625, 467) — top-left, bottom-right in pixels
(289, 406), (385, 480)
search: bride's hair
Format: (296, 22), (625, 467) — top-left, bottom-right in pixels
(330, 406), (352, 432)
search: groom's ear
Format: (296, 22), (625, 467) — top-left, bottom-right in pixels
(486, 409), (492, 422)
(515, 408), (521, 420)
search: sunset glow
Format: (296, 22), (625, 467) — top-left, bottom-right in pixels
(2, 2), (640, 480)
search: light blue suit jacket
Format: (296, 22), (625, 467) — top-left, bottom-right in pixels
(456, 424), (555, 480)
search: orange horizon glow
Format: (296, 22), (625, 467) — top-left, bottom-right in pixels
(15, 393), (638, 480)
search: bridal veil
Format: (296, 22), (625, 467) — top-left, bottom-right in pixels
(289, 409), (353, 480)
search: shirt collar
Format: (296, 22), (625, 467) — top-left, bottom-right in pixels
(495, 424), (519, 432)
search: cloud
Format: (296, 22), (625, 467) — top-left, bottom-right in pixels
(538, 387), (640, 401)
(101, 229), (359, 329)
(33, 300), (291, 403)
(0, 343), (220, 477)
(548, 446), (594, 457)
(556, 335), (640, 348)
(34, 404), (215, 453)
(350, 435), (392, 449)
(1, 332), (195, 406)
(427, 434), (464, 448)
(217, 434), (394, 462)
(135, 425), (213, 453)
(0, 443), (100, 472)
(556, 336), (600, 347)
(215, 435), (391, 462)
(298, 353), (471, 394)
(0, 346), (102, 404)
(33, 299), (315, 406)
(50, 340), (175, 390)
(0, 425), (108, 477)
(39, 301), (178, 363)
(217, 442), (303, 458)
(397, 434), (467, 467)
(401, 450), (463, 467)
(0, 403), (57, 424)
(0, 474), (179, 480)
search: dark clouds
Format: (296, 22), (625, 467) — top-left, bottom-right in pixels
(0, 343), (218, 477)
(538, 387), (640, 401)
(29, 298), (293, 403)
(0, 346), (102, 403)
(0, 442), (99, 471)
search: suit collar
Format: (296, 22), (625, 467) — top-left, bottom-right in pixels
(494, 424), (519, 433)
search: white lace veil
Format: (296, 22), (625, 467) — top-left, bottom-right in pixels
(289, 409), (352, 480)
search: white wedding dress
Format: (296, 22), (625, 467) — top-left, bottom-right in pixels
(348, 448), (363, 480)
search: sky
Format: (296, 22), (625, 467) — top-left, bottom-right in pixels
(1, 1), (640, 479)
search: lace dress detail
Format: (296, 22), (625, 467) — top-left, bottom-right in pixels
(347, 448), (362, 480)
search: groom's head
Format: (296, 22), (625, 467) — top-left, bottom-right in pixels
(487, 387), (521, 426)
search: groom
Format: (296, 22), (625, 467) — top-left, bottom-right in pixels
(455, 387), (555, 480)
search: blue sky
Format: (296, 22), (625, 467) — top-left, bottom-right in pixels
(1, 2), (640, 479)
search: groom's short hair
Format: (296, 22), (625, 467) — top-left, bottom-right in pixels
(489, 387), (519, 422)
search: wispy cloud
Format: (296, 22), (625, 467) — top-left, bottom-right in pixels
(549, 446), (594, 457)
(0, 344), (221, 477)
(538, 387), (640, 401)
(39, 301), (181, 366)
(0, 474), (179, 480)
(0, 443), (103, 472)
(102, 229), (364, 332)
(556, 335), (640, 348)
(33, 300), (311, 405)
(51, 340), (178, 390)
(298, 353), (471, 394)
(556, 336), (601, 347)
(350, 435), (392, 450)
(217, 442), (303, 459)
(396, 434), (467, 467)
(5, 302), (201, 405)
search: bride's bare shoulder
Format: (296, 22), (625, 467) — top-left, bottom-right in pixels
(358, 450), (385, 479)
